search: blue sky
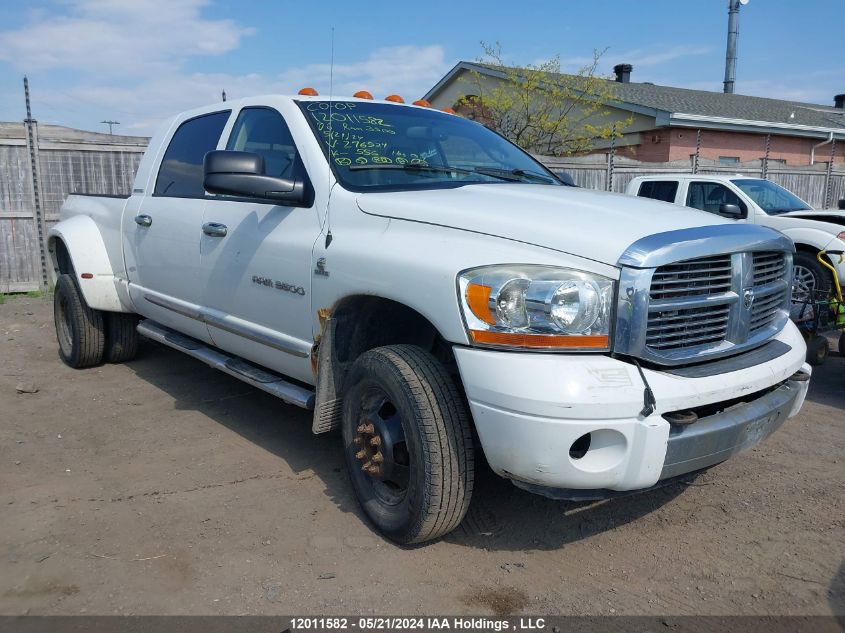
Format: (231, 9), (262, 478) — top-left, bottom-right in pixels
(0, 0), (842, 135)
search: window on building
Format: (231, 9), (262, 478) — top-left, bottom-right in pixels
(226, 107), (305, 180)
(155, 110), (230, 197)
(766, 158), (786, 165)
(718, 156), (740, 165)
(686, 181), (747, 215)
(636, 180), (679, 203)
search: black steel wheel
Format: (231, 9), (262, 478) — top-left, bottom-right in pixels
(342, 345), (474, 544)
(839, 332), (845, 356)
(53, 273), (104, 368)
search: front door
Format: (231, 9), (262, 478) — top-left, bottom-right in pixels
(123, 110), (231, 342)
(200, 106), (321, 383)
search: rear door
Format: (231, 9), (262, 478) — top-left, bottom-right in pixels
(124, 110), (231, 342)
(199, 106), (320, 383)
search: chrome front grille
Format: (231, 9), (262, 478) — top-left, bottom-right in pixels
(753, 252), (787, 287)
(649, 255), (733, 300)
(614, 225), (794, 366)
(646, 304), (730, 350)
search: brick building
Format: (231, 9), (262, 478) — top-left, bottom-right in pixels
(423, 61), (845, 166)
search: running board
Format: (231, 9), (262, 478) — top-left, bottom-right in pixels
(137, 320), (315, 410)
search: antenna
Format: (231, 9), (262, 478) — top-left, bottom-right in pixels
(324, 26), (336, 248)
(222, 89), (227, 102)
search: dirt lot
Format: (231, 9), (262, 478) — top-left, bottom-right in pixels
(0, 295), (843, 616)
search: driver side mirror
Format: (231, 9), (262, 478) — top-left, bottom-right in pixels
(718, 202), (744, 218)
(203, 150), (307, 204)
(838, 198), (845, 210)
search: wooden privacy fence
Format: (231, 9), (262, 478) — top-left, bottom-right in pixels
(0, 121), (148, 292)
(2, 126), (844, 292)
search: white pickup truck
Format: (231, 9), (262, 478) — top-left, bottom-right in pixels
(48, 94), (811, 544)
(626, 174), (845, 297)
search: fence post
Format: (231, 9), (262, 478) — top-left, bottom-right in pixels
(824, 139), (836, 208)
(23, 76), (49, 291)
(605, 136), (615, 192)
(692, 129), (701, 174)
(762, 134), (771, 179)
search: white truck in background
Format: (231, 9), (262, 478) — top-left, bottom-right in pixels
(626, 174), (845, 297)
(48, 94), (810, 544)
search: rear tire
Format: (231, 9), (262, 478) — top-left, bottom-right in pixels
(104, 312), (139, 363)
(342, 345), (474, 544)
(53, 274), (104, 368)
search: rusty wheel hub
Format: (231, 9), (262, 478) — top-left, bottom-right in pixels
(352, 394), (410, 495)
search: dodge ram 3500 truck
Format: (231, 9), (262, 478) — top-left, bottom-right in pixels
(49, 94), (811, 544)
(626, 174), (845, 298)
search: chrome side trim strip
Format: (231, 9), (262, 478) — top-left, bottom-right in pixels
(143, 292), (311, 359)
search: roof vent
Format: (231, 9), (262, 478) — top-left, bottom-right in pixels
(835, 94), (845, 109)
(613, 63), (632, 83)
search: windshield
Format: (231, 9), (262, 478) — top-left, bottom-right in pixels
(297, 100), (562, 192)
(732, 178), (811, 215)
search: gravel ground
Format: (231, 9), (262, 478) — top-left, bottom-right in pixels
(0, 295), (843, 616)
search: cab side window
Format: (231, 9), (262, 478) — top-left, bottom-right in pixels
(226, 107), (305, 181)
(637, 180), (678, 203)
(154, 110), (230, 198)
(686, 181), (747, 215)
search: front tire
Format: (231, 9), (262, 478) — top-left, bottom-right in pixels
(342, 345), (474, 544)
(53, 274), (104, 368)
(806, 335), (829, 366)
(793, 251), (831, 300)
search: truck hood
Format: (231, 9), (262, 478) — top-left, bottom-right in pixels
(775, 210), (845, 229)
(356, 184), (730, 266)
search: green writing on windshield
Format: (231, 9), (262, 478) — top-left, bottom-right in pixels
(306, 101), (432, 167)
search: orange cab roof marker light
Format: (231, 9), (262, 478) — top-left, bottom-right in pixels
(353, 90), (374, 100)
(298, 87), (319, 96)
(441, 107), (456, 114)
(412, 99), (431, 107)
(385, 94), (405, 103)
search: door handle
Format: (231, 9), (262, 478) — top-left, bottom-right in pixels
(202, 222), (228, 237)
(134, 214), (152, 227)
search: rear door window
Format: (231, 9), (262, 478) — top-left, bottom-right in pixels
(637, 180), (679, 203)
(155, 110), (231, 198)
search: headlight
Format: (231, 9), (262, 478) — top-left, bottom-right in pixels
(458, 265), (615, 351)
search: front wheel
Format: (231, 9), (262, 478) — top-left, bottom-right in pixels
(342, 345), (474, 544)
(793, 252), (831, 301)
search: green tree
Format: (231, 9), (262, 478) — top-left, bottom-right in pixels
(457, 42), (630, 156)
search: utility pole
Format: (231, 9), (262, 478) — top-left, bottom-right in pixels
(101, 119), (120, 134)
(723, 0), (748, 94)
(23, 76), (50, 290)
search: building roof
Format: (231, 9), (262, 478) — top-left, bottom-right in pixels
(424, 61), (845, 139)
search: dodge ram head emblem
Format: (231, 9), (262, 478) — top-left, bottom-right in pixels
(743, 288), (755, 309)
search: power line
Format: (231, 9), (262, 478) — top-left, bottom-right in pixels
(101, 119), (120, 134)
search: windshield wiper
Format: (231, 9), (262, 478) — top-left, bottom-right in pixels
(472, 167), (557, 184)
(348, 164), (473, 176)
